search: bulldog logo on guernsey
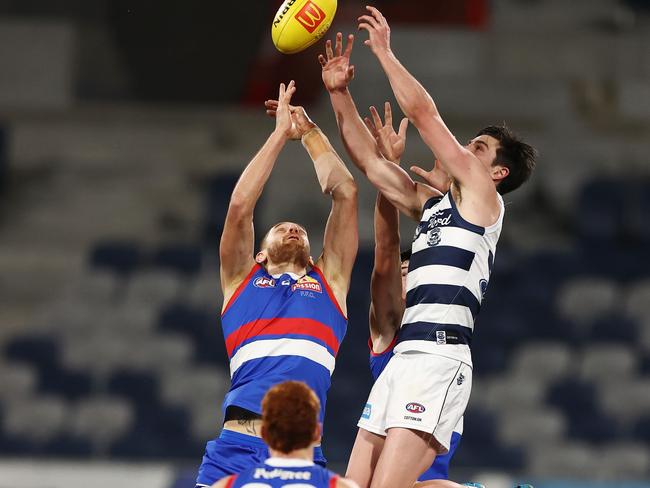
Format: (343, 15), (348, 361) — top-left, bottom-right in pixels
(254, 277), (276, 288)
(405, 402), (426, 414)
(291, 275), (322, 293)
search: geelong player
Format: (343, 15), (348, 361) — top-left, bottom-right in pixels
(195, 81), (358, 487)
(363, 104), (468, 488)
(320, 15), (536, 488)
(211, 381), (359, 488)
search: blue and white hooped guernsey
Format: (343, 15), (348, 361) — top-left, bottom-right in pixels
(394, 190), (504, 365)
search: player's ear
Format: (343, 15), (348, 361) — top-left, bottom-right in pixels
(314, 422), (322, 443)
(491, 163), (509, 182)
(255, 251), (267, 264)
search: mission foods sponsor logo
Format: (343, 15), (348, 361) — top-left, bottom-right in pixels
(405, 402), (426, 414)
(254, 277), (276, 288)
(294, 0), (326, 33)
(292, 276), (322, 293)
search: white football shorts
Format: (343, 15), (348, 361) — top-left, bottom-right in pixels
(357, 350), (472, 453)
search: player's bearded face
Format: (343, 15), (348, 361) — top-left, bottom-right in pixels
(265, 225), (310, 267)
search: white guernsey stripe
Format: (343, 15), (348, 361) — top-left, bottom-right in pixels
(229, 338), (336, 377)
(412, 227), (483, 254)
(402, 303), (475, 330)
(407, 265), (473, 293)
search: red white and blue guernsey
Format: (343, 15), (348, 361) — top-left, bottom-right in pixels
(223, 458), (340, 488)
(221, 264), (347, 423)
(395, 190), (504, 364)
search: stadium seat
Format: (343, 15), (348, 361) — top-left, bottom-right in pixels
(576, 179), (625, 245)
(69, 396), (135, 454)
(107, 369), (160, 412)
(498, 407), (566, 446)
(579, 344), (639, 384)
(89, 241), (142, 275)
(547, 378), (599, 420)
(152, 243), (203, 276)
(599, 379), (650, 425)
(510, 342), (571, 385)
(0, 362), (37, 403)
(528, 442), (598, 478)
(124, 269), (181, 307)
(556, 277), (620, 325)
(590, 314), (638, 344)
(3, 395), (68, 445)
(5, 336), (60, 374)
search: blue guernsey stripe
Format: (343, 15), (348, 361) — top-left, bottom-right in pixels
(406, 284), (481, 318)
(410, 246), (476, 272)
(397, 322), (473, 345)
(422, 195), (443, 211)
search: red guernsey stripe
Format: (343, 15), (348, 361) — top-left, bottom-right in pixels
(222, 264), (260, 315)
(369, 333), (398, 357)
(226, 318), (340, 357)
(224, 475), (237, 488)
(329, 475), (338, 488)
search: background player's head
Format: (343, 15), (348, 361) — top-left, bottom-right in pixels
(465, 125), (537, 195)
(256, 221), (312, 269)
(400, 249), (411, 301)
(261, 380), (321, 455)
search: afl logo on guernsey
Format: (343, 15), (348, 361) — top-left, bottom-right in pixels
(292, 276), (322, 293)
(406, 402), (426, 414)
(254, 277), (276, 288)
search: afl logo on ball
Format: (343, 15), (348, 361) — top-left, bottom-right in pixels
(405, 403), (426, 414)
(254, 277), (276, 288)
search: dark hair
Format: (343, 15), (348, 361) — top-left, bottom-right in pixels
(400, 249), (412, 263)
(476, 125), (537, 195)
(262, 381), (320, 453)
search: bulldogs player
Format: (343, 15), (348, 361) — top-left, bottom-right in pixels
(211, 381), (359, 488)
(320, 21), (536, 488)
(195, 81), (358, 486)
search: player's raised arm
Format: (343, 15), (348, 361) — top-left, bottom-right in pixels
(366, 103), (407, 351)
(264, 97), (358, 314)
(321, 33), (439, 222)
(358, 7), (497, 205)
(219, 81), (296, 306)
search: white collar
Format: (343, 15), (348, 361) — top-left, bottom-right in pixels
(265, 457), (314, 467)
(270, 272), (302, 280)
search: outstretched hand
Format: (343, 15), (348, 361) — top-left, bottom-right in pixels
(364, 101), (408, 164)
(358, 6), (391, 56)
(319, 32), (355, 93)
(410, 161), (452, 193)
(273, 81), (298, 139)
(265, 98), (317, 140)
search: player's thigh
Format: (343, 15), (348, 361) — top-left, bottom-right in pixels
(370, 427), (439, 488)
(346, 428), (385, 488)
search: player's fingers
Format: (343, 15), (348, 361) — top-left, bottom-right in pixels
(347, 65), (355, 80)
(358, 15), (379, 29)
(285, 80), (296, 102)
(318, 54), (327, 67)
(410, 165), (429, 178)
(363, 117), (376, 134)
(343, 34), (355, 58)
(335, 32), (343, 57)
(358, 23), (372, 34)
(279, 82), (285, 100)
(366, 5), (385, 24)
(369, 105), (382, 129)
(326, 39), (334, 60)
(264, 99), (279, 107)
(384, 101), (392, 127)
(398, 117), (409, 139)
(266, 110), (277, 117)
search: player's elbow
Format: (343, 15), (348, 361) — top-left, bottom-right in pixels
(227, 194), (253, 220)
